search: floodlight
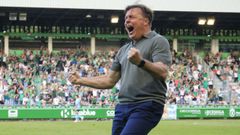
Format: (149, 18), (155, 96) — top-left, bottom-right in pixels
(198, 17), (206, 25)
(9, 13), (17, 21)
(207, 18), (215, 25)
(86, 14), (92, 18)
(111, 16), (119, 23)
(19, 13), (27, 21)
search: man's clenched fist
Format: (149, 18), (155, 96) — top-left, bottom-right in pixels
(68, 72), (80, 85)
(127, 47), (142, 65)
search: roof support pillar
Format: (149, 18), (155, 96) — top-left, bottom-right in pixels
(48, 36), (53, 54)
(4, 35), (9, 56)
(211, 39), (219, 55)
(173, 38), (178, 52)
(91, 36), (96, 55)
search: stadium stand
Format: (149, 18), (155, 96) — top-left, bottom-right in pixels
(0, 0), (239, 121)
(0, 46), (239, 108)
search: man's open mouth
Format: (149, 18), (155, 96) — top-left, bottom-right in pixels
(127, 26), (134, 33)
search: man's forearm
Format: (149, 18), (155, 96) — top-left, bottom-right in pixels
(141, 60), (168, 81)
(76, 75), (116, 89)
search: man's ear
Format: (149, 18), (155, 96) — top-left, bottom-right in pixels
(144, 18), (150, 26)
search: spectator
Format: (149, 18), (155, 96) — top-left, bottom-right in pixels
(74, 95), (83, 122)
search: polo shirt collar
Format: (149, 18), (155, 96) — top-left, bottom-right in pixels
(131, 31), (156, 45)
(143, 31), (156, 39)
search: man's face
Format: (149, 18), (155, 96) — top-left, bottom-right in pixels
(124, 8), (148, 41)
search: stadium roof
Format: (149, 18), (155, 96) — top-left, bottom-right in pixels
(1, 7), (240, 31)
(1, 0), (240, 13)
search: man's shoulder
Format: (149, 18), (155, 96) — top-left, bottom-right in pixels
(122, 41), (132, 47)
(151, 31), (167, 41)
(119, 42), (132, 51)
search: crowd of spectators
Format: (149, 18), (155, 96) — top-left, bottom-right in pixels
(0, 46), (119, 108)
(203, 51), (240, 104)
(166, 49), (240, 106)
(0, 46), (239, 108)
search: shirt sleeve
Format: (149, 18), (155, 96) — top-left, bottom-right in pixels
(110, 49), (122, 71)
(152, 36), (172, 66)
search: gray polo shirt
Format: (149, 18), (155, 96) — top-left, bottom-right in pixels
(111, 31), (172, 105)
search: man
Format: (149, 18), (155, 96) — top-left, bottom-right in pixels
(74, 95), (83, 122)
(69, 4), (172, 135)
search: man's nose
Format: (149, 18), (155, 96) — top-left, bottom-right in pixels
(125, 17), (130, 23)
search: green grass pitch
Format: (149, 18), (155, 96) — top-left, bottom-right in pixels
(0, 119), (239, 135)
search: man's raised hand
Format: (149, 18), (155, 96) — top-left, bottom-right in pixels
(68, 72), (80, 85)
(127, 47), (142, 65)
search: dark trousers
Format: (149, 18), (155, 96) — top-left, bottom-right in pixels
(112, 101), (164, 135)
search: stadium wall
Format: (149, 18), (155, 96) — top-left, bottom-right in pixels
(0, 108), (115, 119)
(1, 106), (240, 120)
